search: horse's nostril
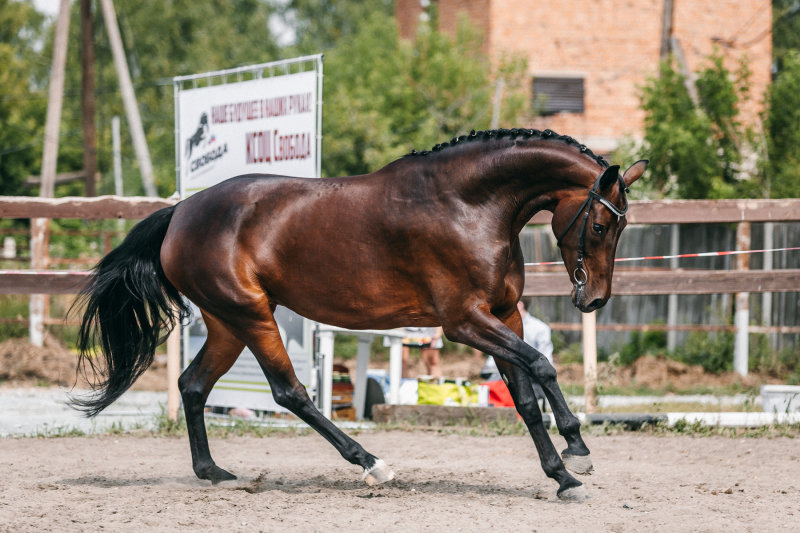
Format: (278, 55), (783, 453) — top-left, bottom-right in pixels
(589, 298), (605, 311)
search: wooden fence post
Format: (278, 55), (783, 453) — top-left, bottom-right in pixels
(30, 0), (71, 347)
(667, 224), (680, 352)
(734, 222), (751, 376)
(582, 311), (598, 413)
(166, 320), (181, 422)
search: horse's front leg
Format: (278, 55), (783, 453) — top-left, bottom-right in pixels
(444, 306), (593, 486)
(492, 356), (586, 500)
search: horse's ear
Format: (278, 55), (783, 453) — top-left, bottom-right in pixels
(622, 159), (648, 187)
(598, 165), (620, 191)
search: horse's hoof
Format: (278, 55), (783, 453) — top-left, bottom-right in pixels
(362, 459), (395, 486)
(562, 453), (593, 475)
(198, 465), (237, 485)
(557, 484), (589, 502)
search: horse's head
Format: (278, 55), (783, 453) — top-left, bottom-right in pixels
(552, 160), (647, 313)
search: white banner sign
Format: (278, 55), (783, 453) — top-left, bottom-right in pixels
(175, 58), (321, 414)
(178, 70), (318, 197)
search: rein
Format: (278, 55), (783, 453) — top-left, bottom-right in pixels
(555, 170), (629, 300)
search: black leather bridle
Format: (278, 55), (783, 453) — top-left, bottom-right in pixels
(556, 168), (629, 302)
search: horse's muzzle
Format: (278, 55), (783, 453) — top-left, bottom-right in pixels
(571, 285), (608, 313)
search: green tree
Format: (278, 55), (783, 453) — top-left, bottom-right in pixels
(773, 0), (800, 74)
(635, 53), (753, 199)
(763, 50), (800, 199)
(0, 0), (48, 196)
(279, 0), (394, 53)
(52, 0), (282, 197)
(321, 11), (527, 177)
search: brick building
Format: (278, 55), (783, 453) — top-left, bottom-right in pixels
(396, 0), (772, 153)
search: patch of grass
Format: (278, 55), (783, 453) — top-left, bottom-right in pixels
(372, 418), (530, 437)
(576, 382), (760, 397)
(644, 419), (800, 438)
(149, 408), (313, 438)
(30, 425), (88, 438)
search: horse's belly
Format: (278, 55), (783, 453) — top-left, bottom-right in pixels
(265, 264), (434, 330)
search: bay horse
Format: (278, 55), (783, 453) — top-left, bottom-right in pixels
(73, 128), (646, 501)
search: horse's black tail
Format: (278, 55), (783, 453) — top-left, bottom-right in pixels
(70, 205), (190, 417)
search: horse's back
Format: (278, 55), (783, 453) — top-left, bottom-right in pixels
(161, 173), (434, 327)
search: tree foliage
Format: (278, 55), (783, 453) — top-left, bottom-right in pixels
(773, 0), (800, 74)
(57, 0), (282, 196)
(279, 0), (394, 53)
(320, 11), (528, 177)
(2, 0), (527, 195)
(3, 0), (282, 198)
(635, 53), (759, 199)
(0, 0), (47, 196)
(763, 50), (800, 199)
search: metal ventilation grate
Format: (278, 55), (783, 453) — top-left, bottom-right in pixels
(533, 77), (585, 115)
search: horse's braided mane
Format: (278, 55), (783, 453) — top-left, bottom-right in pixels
(405, 128), (609, 168)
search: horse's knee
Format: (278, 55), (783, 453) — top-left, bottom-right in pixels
(531, 359), (557, 382)
(272, 383), (310, 412)
(559, 413), (582, 437)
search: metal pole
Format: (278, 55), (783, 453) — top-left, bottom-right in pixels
(99, 0), (158, 197)
(316, 55), (323, 178)
(30, 0), (71, 347)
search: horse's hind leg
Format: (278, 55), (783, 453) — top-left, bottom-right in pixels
(233, 305), (394, 485)
(178, 310), (245, 483)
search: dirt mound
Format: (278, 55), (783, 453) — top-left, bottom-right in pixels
(0, 337), (168, 390)
(359, 350), (772, 391)
(557, 354), (768, 390)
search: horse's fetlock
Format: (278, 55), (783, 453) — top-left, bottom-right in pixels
(560, 415), (581, 436)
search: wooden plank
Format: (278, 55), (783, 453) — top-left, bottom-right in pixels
(4, 267), (798, 296)
(528, 198), (800, 225)
(0, 272), (90, 294)
(3, 196), (799, 225)
(0, 195), (175, 220)
(523, 268), (800, 296)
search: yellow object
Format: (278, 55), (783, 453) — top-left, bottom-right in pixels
(417, 381), (480, 406)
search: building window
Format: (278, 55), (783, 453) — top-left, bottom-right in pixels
(532, 77), (585, 115)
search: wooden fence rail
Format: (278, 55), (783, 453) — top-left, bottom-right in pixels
(2, 194), (799, 414)
(3, 195), (799, 296)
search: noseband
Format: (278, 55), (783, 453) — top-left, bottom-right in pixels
(555, 170), (629, 301)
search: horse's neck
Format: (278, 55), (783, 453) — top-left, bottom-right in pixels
(456, 143), (590, 235)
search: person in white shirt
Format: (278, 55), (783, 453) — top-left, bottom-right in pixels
(518, 300), (553, 365)
(481, 300), (553, 407)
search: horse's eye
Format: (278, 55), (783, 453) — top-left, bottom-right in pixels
(592, 223), (605, 235)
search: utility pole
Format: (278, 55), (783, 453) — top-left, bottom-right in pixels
(30, 0), (71, 347)
(99, 0), (158, 197)
(660, 0), (674, 59)
(81, 0), (97, 197)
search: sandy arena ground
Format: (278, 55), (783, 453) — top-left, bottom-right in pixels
(2, 430), (799, 532)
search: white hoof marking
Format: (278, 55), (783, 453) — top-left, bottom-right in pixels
(558, 484), (589, 502)
(563, 453), (594, 475)
(362, 459), (395, 486)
